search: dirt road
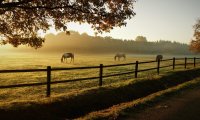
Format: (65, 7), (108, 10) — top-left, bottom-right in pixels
(120, 86), (200, 120)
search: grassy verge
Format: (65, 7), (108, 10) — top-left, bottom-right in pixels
(0, 68), (200, 120)
(78, 74), (200, 120)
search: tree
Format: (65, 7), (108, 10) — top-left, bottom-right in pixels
(135, 36), (147, 42)
(190, 19), (200, 52)
(0, 0), (136, 48)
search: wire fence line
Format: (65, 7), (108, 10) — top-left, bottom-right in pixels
(0, 57), (199, 97)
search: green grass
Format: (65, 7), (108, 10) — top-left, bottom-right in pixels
(1, 68), (200, 120)
(0, 53), (199, 103)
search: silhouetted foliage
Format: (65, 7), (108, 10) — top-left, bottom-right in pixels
(190, 19), (200, 52)
(135, 36), (147, 42)
(0, 0), (136, 48)
(29, 31), (191, 55)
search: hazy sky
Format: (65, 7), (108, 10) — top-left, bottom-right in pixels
(47, 0), (200, 44)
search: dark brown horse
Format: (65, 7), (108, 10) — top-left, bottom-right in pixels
(61, 53), (74, 63)
(156, 55), (163, 61)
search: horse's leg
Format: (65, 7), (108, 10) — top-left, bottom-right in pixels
(70, 58), (72, 63)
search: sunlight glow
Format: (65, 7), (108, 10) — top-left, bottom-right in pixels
(38, 22), (95, 37)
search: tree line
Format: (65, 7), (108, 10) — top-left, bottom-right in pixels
(29, 31), (192, 55)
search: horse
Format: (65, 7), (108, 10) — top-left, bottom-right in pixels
(61, 53), (74, 63)
(114, 53), (126, 61)
(156, 55), (163, 61)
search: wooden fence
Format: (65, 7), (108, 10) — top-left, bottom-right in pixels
(0, 57), (199, 97)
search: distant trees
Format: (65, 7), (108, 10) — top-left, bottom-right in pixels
(190, 19), (200, 52)
(19, 31), (191, 55)
(135, 36), (147, 42)
(0, 0), (136, 48)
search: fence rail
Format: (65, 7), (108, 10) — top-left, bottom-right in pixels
(0, 57), (199, 97)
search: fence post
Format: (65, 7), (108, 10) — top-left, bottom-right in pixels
(47, 66), (51, 97)
(194, 57), (196, 67)
(173, 57), (175, 70)
(99, 64), (103, 86)
(135, 61), (138, 78)
(157, 59), (160, 75)
(185, 57), (187, 69)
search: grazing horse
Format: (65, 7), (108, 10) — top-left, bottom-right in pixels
(114, 53), (126, 61)
(156, 55), (163, 61)
(61, 53), (74, 63)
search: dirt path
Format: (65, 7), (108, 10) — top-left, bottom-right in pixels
(120, 86), (200, 120)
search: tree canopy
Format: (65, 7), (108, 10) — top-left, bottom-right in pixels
(190, 19), (200, 52)
(135, 36), (147, 42)
(0, 0), (136, 48)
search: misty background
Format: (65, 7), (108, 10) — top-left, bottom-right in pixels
(2, 31), (194, 55)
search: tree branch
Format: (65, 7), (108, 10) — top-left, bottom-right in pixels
(0, 1), (91, 14)
(0, 0), (3, 4)
(0, 0), (32, 8)
(19, 5), (88, 12)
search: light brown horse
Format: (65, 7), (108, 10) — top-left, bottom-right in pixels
(61, 53), (74, 63)
(114, 53), (126, 61)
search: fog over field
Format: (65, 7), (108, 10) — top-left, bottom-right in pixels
(0, 31), (196, 56)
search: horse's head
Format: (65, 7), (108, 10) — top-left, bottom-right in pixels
(114, 55), (117, 61)
(61, 55), (64, 63)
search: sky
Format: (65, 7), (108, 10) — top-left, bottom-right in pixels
(105, 0), (200, 44)
(46, 0), (200, 44)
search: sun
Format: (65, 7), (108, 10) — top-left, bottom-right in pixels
(37, 22), (95, 37)
(67, 22), (95, 36)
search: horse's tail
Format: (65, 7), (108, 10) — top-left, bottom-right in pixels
(72, 53), (74, 62)
(124, 54), (126, 60)
(156, 56), (159, 62)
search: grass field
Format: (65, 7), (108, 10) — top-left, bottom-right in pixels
(0, 53), (199, 103)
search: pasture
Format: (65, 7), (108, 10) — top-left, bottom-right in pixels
(0, 53), (199, 103)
